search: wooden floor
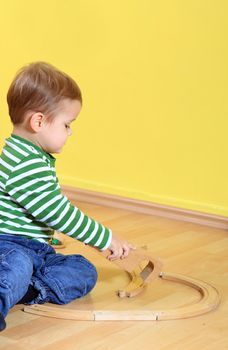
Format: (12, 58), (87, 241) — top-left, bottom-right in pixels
(0, 201), (227, 349)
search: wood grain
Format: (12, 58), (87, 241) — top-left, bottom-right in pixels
(0, 200), (227, 349)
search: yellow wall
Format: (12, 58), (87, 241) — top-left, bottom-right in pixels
(0, 0), (227, 216)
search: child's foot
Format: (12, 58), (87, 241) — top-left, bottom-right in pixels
(0, 313), (6, 332)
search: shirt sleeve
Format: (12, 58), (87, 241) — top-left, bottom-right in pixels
(5, 155), (112, 250)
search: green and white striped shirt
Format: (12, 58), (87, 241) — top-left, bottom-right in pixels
(0, 134), (112, 250)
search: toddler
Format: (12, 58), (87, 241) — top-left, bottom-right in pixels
(0, 62), (133, 331)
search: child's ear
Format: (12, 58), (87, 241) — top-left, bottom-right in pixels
(29, 112), (45, 132)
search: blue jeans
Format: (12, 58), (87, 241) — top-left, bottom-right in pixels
(0, 234), (98, 318)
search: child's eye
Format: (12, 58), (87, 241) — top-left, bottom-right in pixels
(65, 124), (70, 129)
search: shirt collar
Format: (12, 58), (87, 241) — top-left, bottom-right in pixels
(10, 134), (56, 165)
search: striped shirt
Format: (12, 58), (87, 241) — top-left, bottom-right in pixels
(0, 134), (112, 250)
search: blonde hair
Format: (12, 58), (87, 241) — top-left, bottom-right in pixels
(7, 62), (82, 124)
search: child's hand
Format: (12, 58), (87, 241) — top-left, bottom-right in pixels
(107, 235), (135, 261)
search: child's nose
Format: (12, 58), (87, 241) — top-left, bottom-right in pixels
(68, 128), (72, 136)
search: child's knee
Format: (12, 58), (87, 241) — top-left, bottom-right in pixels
(69, 262), (98, 301)
(75, 255), (98, 293)
(64, 255), (98, 299)
(41, 254), (98, 304)
(86, 262), (98, 293)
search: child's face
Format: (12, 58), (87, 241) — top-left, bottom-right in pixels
(39, 99), (81, 154)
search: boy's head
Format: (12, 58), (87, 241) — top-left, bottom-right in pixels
(7, 61), (82, 125)
(7, 62), (82, 154)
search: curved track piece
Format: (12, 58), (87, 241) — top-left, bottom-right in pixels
(102, 248), (163, 297)
(23, 271), (220, 321)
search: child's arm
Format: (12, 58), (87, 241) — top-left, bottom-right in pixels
(5, 155), (130, 254)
